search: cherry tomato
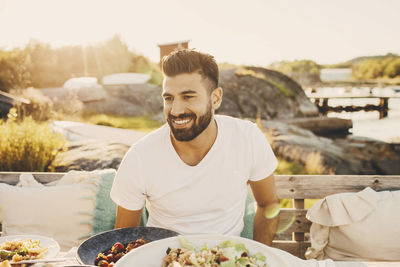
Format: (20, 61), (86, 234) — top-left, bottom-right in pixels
(111, 242), (125, 254)
(219, 255), (229, 262)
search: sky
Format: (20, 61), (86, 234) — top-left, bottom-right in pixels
(0, 0), (399, 66)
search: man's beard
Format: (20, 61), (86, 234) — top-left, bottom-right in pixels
(167, 103), (213, 142)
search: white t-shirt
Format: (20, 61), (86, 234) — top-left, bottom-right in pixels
(110, 115), (278, 236)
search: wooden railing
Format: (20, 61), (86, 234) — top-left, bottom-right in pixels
(1, 173), (400, 259)
(308, 94), (400, 119)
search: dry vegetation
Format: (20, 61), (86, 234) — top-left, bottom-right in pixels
(0, 116), (66, 172)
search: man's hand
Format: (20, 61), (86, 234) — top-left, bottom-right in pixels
(249, 174), (280, 246)
(114, 205), (143, 229)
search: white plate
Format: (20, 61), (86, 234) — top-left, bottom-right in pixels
(0, 234), (60, 263)
(115, 234), (312, 267)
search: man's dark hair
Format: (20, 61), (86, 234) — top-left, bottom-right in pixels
(161, 49), (219, 92)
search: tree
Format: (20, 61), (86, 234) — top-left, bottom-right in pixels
(384, 58), (400, 78)
(0, 49), (31, 92)
(352, 57), (400, 80)
(0, 36), (161, 89)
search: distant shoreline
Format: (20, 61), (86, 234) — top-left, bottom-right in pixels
(319, 79), (400, 87)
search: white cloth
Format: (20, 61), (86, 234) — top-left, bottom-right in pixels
(0, 169), (115, 251)
(110, 115), (278, 236)
(305, 187), (400, 261)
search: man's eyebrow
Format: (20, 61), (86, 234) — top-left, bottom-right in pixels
(181, 90), (197, 95)
(162, 92), (172, 97)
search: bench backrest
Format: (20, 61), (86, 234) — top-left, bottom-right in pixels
(273, 175), (400, 259)
(1, 173), (400, 259)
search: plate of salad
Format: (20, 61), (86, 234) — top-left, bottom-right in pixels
(114, 234), (311, 267)
(0, 235), (59, 263)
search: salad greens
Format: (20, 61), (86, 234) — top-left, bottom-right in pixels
(162, 236), (268, 267)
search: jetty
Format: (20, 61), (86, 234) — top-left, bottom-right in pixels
(308, 94), (400, 119)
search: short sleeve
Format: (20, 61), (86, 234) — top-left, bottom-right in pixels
(249, 123), (278, 181)
(110, 148), (146, 210)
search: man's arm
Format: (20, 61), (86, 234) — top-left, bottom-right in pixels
(249, 174), (280, 246)
(114, 205), (143, 229)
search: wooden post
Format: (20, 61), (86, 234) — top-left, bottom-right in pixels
(292, 199), (305, 241)
(321, 98), (329, 115)
(379, 97), (389, 119)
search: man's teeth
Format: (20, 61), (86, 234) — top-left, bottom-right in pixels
(174, 119), (190, 125)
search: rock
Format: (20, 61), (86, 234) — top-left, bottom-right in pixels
(83, 96), (145, 117)
(218, 67), (320, 120)
(103, 84), (163, 115)
(261, 120), (400, 175)
(274, 117), (353, 138)
(40, 86), (107, 103)
(53, 140), (129, 172)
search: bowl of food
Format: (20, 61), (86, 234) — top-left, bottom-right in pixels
(114, 234), (312, 267)
(0, 235), (59, 264)
(76, 227), (179, 266)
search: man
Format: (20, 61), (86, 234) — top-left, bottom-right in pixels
(110, 49), (279, 246)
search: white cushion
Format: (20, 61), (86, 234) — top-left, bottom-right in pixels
(305, 187), (400, 261)
(0, 169), (115, 251)
(0, 183), (95, 251)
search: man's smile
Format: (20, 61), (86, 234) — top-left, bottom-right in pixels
(172, 118), (193, 128)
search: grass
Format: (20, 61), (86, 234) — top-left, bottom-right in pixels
(82, 114), (163, 132)
(0, 117), (66, 172)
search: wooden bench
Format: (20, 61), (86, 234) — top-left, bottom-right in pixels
(1, 173), (400, 259)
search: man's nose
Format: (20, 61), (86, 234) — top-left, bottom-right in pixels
(170, 100), (185, 116)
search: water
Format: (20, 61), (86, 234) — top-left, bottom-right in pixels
(313, 87), (400, 143)
(320, 68), (353, 82)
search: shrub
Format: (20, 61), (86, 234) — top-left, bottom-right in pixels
(11, 88), (54, 121)
(0, 117), (66, 171)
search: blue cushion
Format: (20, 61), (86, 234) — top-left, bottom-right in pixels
(91, 170), (117, 235)
(240, 187), (256, 239)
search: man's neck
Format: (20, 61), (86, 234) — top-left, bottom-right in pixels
(170, 118), (218, 166)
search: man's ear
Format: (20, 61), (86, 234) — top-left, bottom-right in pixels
(211, 87), (223, 110)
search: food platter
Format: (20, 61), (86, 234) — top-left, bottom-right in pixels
(0, 235), (60, 264)
(76, 227), (179, 265)
(114, 234), (313, 267)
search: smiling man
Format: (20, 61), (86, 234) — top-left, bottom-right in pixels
(110, 49), (279, 246)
